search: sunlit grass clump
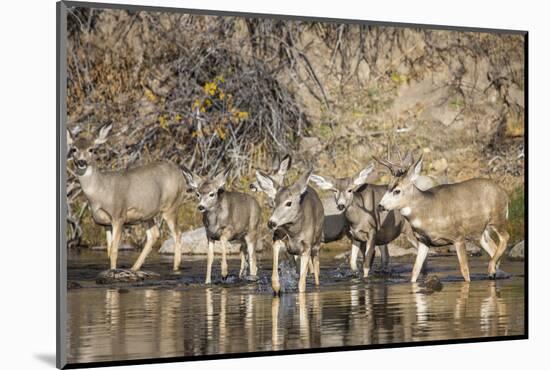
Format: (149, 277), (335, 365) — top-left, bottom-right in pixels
(507, 185), (525, 245)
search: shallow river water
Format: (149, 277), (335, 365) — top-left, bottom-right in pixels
(66, 249), (525, 364)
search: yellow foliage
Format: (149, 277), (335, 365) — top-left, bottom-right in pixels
(236, 111), (249, 121)
(158, 115), (169, 130)
(144, 88), (157, 103)
(192, 98), (201, 110)
(390, 72), (408, 84)
(203, 81), (217, 96)
(215, 126), (226, 140)
(174, 113), (182, 122)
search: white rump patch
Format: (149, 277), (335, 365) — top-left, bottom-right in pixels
(411, 218), (422, 228)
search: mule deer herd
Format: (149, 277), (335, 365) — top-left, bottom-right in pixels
(67, 126), (511, 293)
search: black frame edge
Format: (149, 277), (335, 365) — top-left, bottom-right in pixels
(61, 0), (527, 35)
(57, 1), (68, 369)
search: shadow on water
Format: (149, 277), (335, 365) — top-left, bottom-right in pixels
(66, 249), (525, 364)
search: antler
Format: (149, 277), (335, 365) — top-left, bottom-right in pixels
(373, 156), (407, 176)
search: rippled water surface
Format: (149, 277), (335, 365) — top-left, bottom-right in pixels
(66, 250), (525, 364)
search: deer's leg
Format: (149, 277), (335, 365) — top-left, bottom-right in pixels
(411, 243), (429, 282)
(272, 240), (283, 295)
(245, 234), (258, 277)
(131, 222), (159, 271)
(406, 230), (429, 274)
(105, 227), (113, 258)
(488, 228), (509, 278)
(164, 211), (182, 272)
(205, 240), (214, 284)
(220, 237), (229, 280)
(298, 250), (311, 293)
(350, 239), (361, 272)
(239, 243), (247, 278)
(308, 257), (315, 277)
(480, 228), (497, 258)
(312, 250), (320, 286)
(379, 244), (390, 272)
(362, 238), (376, 278)
(454, 239), (471, 282)
(109, 221), (124, 270)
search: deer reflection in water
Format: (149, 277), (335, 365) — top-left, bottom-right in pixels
(67, 269), (524, 364)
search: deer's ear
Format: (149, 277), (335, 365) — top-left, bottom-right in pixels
(182, 167), (201, 189)
(277, 154), (292, 177)
(409, 155), (423, 182)
(292, 169), (312, 197)
(94, 123), (112, 145)
(213, 167), (231, 190)
(310, 174), (335, 191)
(352, 164), (374, 189)
(255, 170), (278, 199)
(66, 129), (74, 147)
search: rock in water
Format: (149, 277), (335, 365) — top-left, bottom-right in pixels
(96, 269), (160, 284)
(159, 227), (243, 255)
(67, 281), (83, 289)
(508, 241), (524, 260)
(425, 275), (443, 292)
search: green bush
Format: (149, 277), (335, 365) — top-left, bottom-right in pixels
(507, 186), (525, 245)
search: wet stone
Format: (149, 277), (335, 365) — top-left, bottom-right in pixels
(424, 275), (443, 292)
(96, 269), (161, 285)
(67, 281), (83, 289)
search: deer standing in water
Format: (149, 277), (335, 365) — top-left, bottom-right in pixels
(378, 154), (510, 282)
(67, 124), (186, 271)
(182, 167), (261, 283)
(255, 169), (324, 294)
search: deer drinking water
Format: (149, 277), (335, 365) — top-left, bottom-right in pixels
(67, 124), (187, 272)
(182, 167), (261, 283)
(255, 169), (324, 294)
(378, 154), (510, 282)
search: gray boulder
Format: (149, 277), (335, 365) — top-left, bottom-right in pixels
(508, 240), (524, 259)
(159, 227), (263, 255)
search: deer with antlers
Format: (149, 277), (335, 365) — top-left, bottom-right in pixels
(377, 153), (510, 282)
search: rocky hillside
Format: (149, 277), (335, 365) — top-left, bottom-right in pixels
(65, 7), (525, 248)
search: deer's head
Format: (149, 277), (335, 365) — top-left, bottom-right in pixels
(249, 154), (292, 204)
(255, 169), (311, 230)
(309, 164), (374, 212)
(182, 167), (230, 213)
(66, 123), (112, 176)
(379, 155), (423, 211)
